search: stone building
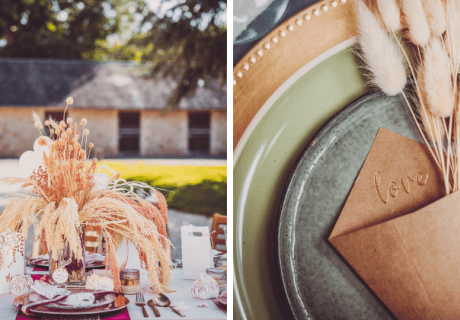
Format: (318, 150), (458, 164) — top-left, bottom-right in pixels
(0, 58), (227, 158)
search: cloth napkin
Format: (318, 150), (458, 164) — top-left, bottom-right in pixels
(58, 292), (95, 306)
(29, 282), (70, 300)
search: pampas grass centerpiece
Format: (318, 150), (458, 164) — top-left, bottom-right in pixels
(0, 99), (172, 293)
(356, 0), (460, 195)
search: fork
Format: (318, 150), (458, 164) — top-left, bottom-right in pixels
(136, 293), (149, 318)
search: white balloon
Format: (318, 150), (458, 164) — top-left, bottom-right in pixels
(33, 136), (51, 159)
(19, 150), (43, 176)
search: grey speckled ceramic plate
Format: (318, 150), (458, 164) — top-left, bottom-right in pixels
(277, 90), (423, 320)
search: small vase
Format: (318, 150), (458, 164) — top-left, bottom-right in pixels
(49, 227), (86, 286)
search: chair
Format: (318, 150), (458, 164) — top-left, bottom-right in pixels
(85, 230), (101, 253)
(211, 213), (227, 253)
(31, 230), (101, 256)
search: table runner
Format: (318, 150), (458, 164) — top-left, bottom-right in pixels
(16, 308), (130, 320)
(211, 299), (226, 315)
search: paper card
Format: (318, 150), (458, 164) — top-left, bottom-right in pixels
(181, 226), (213, 279)
(329, 128), (457, 319)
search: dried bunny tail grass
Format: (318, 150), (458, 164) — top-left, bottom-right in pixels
(445, 0), (460, 65)
(422, 38), (454, 118)
(376, 0), (401, 32)
(356, 0), (407, 95)
(423, 0), (446, 37)
(401, 0), (430, 47)
(0, 196), (47, 239)
(79, 196), (172, 293)
(416, 70), (445, 142)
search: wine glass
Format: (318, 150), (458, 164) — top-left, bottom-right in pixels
(234, 0), (290, 45)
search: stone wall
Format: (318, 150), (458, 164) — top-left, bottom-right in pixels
(140, 110), (188, 156)
(65, 109), (119, 158)
(0, 108), (45, 157)
(210, 111), (227, 156)
(0, 108), (227, 158)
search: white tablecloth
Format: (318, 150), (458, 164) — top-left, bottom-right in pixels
(0, 267), (226, 320)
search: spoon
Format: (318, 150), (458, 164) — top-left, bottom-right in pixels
(153, 293), (185, 317)
(147, 299), (161, 317)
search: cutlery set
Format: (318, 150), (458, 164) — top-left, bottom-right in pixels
(136, 293), (185, 318)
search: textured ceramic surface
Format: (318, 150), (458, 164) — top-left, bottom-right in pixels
(234, 46), (369, 320)
(277, 90), (422, 319)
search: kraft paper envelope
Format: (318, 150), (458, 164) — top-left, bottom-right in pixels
(329, 128), (460, 319)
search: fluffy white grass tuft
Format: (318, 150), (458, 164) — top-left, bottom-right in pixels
(376, 0), (401, 32)
(422, 38), (454, 118)
(422, 0), (446, 37)
(401, 0), (430, 46)
(356, 0), (406, 96)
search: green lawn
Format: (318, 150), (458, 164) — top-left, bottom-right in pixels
(98, 161), (227, 215)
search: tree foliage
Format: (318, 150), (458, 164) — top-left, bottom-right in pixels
(132, 0), (227, 106)
(0, 0), (227, 105)
(0, 0), (122, 59)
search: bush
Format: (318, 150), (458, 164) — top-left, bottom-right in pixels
(97, 162), (227, 215)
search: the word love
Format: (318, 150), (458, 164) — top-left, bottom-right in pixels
(374, 171), (429, 204)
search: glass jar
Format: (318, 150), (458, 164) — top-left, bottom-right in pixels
(206, 268), (227, 293)
(49, 227), (86, 286)
(120, 269), (140, 295)
(216, 256), (227, 272)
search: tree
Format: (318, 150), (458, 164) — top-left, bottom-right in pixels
(132, 0), (227, 106)
(0, 0), (122, 59)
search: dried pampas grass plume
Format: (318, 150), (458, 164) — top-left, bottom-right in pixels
(48, 118), (60, 132)
(422, 0), (446, 37)
(401, 0), (430, 46)
(32, 112), (42, 128)
(376, 0), (401, 32)
(421, 38), (454, 118)
(356, 0), (406, 96)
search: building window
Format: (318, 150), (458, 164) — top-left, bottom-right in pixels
(44, 111), (65, 136)
(188, 112), (210, 154)
(119, 112), (140, 156)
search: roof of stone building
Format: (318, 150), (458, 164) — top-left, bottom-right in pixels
(0, 57), (226, 111)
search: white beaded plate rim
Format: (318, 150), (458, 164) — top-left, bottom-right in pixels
(233, 0), (348, 85)
(233, 37), (357, 166)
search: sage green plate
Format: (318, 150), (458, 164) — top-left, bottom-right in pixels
(277, 89), (422, 319)
(234, 44), (370, 320)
